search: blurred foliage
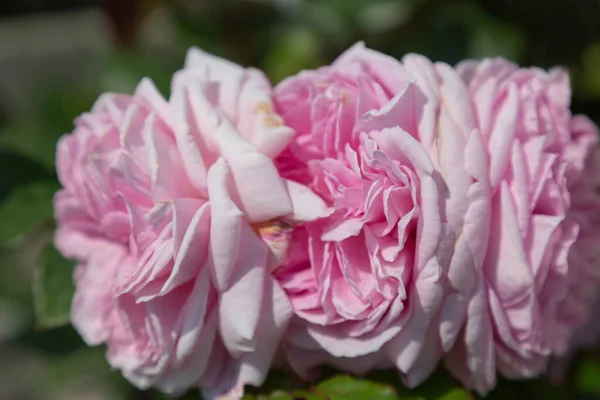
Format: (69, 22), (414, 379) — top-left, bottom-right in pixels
(240, 368), (474, 400)
(2, 0), (600, 399)
(33, 244), (75, 329)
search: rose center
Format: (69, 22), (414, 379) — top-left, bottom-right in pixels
(251, 219), (295, 274)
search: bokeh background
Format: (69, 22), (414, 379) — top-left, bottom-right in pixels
(2, 0), (600, 399)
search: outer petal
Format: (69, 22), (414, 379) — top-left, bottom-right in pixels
(334, 41), (413, 96)
(219, 222), (269, 356)
(170, 83), (209, 194)
(234, 279), (293, 387)
(70, 243), (126, 345)
(385, 256), (443, 373)
(182, 47), (244, 121)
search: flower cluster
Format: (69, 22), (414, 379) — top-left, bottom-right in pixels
(54, 43), (600, 398)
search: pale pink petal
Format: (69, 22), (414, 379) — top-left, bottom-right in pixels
(144, 115), (198, 202)
(160, 200), (210, 295)
(219, 222), (269, 356)
(213, 119), (293, 222)
(234, 279), (293, 387)
(171, 84), (209, 194)
(206, 158), (244, 291)
(284, 179), (329, 222)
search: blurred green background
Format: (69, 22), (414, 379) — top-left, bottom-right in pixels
(2, 0), (600, 399)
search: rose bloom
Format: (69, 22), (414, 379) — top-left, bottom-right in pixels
(443, 59), (600, 395)
(549, 141), (600, 384)
(54, 48), (325, 398)
(274, 43), (490, 386)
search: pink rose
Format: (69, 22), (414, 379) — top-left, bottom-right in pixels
(554, 116), (600, 353)
(444, 58), (600, 395)
(275, 43), (414, 185)
(274, 43), (490, 386)
(54, 48), (325, 398)
(549, 120), (600, 384)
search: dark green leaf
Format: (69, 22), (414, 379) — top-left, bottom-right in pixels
(575, 43), (600, 99)
(0, 181), (59, 244)
(0, 150), (54, 202)
(155, 390), (196, 399)
(486, 376), (569, 400)
(0, 120), (58, 172)
(246, 368), (299, 396)
(577, 358), (600, 397)
(33, 244), (76, 329)
(14, 324), (84, 356)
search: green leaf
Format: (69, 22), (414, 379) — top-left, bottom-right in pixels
(576, 42), (600, 99)
(316, 375), (400, 400)
(577, 358), (600, 396)
(248, 368), (475, 400)
(0, 196), (55, 312)
(0, 181), (59, 244)
(362, 368), (474, 400)
(33, 244), (76, 329)
(436, 387), (473, 400)
(244, 393), (296, 400)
